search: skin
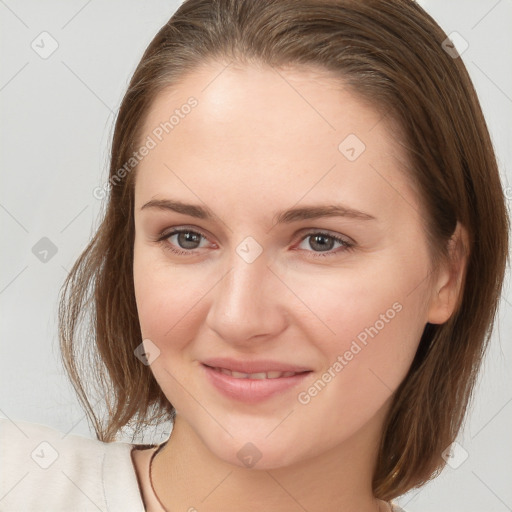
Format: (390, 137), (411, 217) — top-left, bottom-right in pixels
(131, 61), (467, 512)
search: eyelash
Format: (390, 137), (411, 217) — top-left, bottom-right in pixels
(156, 228), (355, 258)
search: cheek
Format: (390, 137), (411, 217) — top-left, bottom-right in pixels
(288, 265), (427, 442)
(133, 244), (208, 350)
(290, 256), (428, 395)
(133, 248), (214, 411)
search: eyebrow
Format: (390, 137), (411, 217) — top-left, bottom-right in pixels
(140, 198), (376, 223)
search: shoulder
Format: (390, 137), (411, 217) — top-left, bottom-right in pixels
(390, 503), (408, 512)
(0, 417), (146, 511)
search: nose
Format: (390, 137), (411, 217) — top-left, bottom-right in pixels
(205, 247), (288, 347)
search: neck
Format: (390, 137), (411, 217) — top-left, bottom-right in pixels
(151, 408), (389, 512)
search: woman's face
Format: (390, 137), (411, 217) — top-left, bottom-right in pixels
(133, 62), (446, 468)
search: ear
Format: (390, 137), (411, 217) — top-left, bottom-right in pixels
(427, 222), (469, 325)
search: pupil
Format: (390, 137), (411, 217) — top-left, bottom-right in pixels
(178, 231), (200, 249)
(310, 234), (334, 251)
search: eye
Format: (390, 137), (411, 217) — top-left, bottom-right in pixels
(295, 231), (354, 257)
(156, 227), (354, 258)
(157, 228), (213, 256)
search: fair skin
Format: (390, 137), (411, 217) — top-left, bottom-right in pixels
(131, 61), (466, 512)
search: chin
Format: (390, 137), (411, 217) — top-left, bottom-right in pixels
(200, 426), (312, 471)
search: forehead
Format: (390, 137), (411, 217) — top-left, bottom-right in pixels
(141, 61), (388, 146)
(134, 61), (416, 224)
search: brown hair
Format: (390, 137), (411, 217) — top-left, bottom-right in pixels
(59, 0), (509, 500)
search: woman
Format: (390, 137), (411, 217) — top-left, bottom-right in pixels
(1, 0), (508, 511)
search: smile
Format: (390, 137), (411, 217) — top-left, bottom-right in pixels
(202, 363), (312, 404)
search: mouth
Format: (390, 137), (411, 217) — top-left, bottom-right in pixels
(201, 361), (313, 404)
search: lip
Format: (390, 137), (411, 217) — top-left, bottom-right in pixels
(201, 359), (312, 404)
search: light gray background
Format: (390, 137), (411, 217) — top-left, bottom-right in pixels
(1, 1), (511, 511)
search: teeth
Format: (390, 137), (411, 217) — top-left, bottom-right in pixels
(231, 371), (250, 379)
(214, 367), (300, 379)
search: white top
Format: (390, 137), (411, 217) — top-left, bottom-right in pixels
(0, 418), (406, 511)
(0, 417), (153, 511)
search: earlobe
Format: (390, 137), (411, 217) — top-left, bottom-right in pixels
(427, 222), (469, 325)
